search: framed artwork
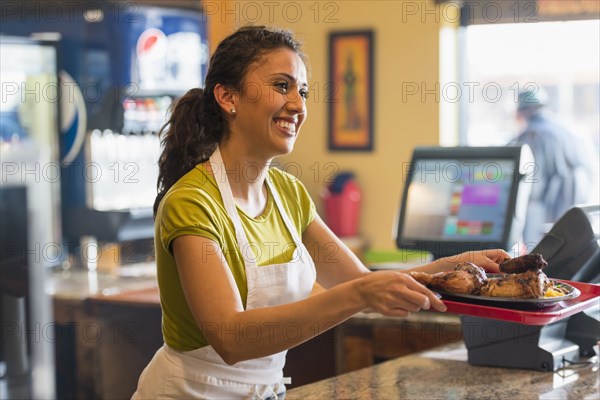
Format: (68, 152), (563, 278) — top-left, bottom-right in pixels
(328, 30), (374, 151)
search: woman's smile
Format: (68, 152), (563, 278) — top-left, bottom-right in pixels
(273, 117), (298, 137)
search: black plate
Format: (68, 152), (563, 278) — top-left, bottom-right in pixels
(435, 275), (581, 310)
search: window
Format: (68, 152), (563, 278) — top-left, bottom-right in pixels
(460, 20), (600, 202)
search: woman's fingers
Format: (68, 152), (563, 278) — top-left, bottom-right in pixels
(429, 293), (447, 312)
(484, 249), (512, 263)
(390, 273), (447, 312)
(360, 271), (448, 315)
(402, 274), (447, 312)
(386, 290), (445, 314)
(392, 288), (429, 310)
(460, 249), (513, 272)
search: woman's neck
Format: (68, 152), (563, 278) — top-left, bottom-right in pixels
(217, 141), (271, 216)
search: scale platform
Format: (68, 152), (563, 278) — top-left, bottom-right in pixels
(441, 280), (600, 371)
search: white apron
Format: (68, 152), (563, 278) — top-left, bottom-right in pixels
(133, 147), (316, 399)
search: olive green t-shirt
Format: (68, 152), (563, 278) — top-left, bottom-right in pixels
(155, 163), (316, 351)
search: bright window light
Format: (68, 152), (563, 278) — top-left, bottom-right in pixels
(463, 20), (599, 147)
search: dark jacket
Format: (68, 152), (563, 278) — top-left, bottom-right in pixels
(510, 111), (594, 244)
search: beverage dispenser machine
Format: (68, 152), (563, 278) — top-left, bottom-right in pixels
(1, 2), (210, 264)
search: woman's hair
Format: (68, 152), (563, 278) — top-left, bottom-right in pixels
(153, 25), (306, 216)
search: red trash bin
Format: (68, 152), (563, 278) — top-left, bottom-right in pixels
(321, 172), (362, 237)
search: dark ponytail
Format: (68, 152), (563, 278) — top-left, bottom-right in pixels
(153, 88), (219, 215)
(154, 26), (306, 216)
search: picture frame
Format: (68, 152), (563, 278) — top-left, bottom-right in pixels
(328, 30), (374, 151)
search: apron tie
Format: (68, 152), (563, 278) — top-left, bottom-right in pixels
(254, 381), (286, 400)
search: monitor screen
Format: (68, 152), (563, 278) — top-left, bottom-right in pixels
(396, 146), (531, 258)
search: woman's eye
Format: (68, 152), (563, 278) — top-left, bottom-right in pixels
(299, 89), (309, 99)
(275, 82), (289, 92)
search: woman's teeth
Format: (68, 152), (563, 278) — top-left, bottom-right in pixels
(275, 120), (296, 133)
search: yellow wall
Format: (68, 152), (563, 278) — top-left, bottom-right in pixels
(210, 1), (454, 250)
(206, 0), (236, 53)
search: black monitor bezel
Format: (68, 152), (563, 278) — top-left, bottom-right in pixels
(395, 146), (525, 258)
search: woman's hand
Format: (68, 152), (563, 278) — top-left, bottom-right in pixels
(355, 271), (447, 317)
(440, 249), (511, 273)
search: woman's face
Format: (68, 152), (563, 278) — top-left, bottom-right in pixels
(231, 48), (308, 159)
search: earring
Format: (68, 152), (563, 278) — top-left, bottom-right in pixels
(230, 108), (236, 115)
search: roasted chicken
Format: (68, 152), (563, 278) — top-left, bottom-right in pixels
(409, 254), (554, 299)
(409, 262), (487, 295)
(480, 269), (552, 299)
(499, 253), (548, 274)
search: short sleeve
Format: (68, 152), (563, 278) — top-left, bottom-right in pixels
(158, 187), (223, 256)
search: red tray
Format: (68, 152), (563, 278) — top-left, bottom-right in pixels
(442, 280), (600, 326)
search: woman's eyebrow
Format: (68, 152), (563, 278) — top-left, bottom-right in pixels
(269, 73), (308, 87)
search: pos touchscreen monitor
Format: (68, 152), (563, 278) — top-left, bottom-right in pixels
(395, 146), (533, 259)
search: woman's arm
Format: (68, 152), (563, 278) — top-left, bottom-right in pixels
(172, 234), (445, 365)
(302, 214), (511, 287)
(409, 249), (511, 274)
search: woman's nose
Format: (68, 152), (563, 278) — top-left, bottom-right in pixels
(285, 91), (306, 114)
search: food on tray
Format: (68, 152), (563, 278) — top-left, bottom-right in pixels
(499, 253), (548, 274)
(479, 269), (550, 299)
(409, 254), (566, 300)
(409, 262), (487, 295)
(544, 283), (571, 298)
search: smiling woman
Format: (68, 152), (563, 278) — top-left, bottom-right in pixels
(132, 25), (510, 400)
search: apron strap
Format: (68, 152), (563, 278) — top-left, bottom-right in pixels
(209, 147), (258, 268)
(264, 171), (312, 268)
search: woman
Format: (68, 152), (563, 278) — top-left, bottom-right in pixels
(133, 26), (510, 399)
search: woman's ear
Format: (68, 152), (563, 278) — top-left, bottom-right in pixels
(213, 84), (238, 116)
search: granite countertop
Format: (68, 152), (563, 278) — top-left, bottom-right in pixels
(286, 343), (600, 399)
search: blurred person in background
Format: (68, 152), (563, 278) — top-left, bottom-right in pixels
(509, 88), (595, 247)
